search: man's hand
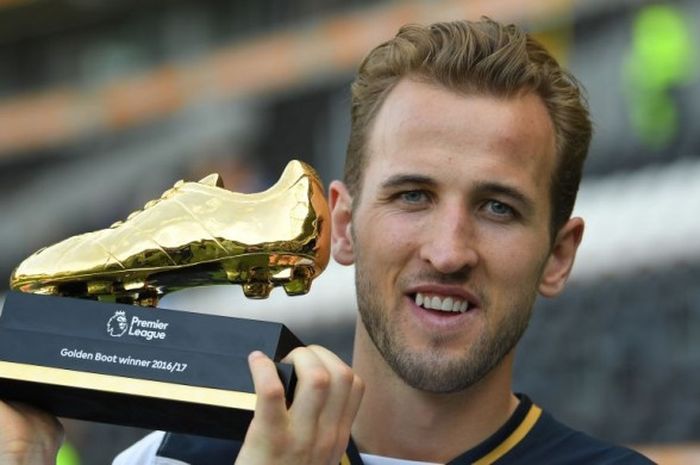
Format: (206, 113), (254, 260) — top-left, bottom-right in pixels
(235, 345), (364, 465)
(0, 400), (63, 465)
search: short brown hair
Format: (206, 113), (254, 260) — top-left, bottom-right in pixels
(344, 18), (592, 234)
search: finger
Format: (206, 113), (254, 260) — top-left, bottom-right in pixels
(248, 351), (288, 428)
(330, 375), (365, 462)
(0, 401), (64, 465)
(4, 400), (64, 443)
(339, 374), (364, 438)
(306, 346), (361, 463)
(306, 346), (354, 426)
(284, 347), (331, 430)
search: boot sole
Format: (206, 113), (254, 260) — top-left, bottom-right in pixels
(13, 252), (318, 307)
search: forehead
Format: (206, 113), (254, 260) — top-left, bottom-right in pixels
(363, 78), (557, 196)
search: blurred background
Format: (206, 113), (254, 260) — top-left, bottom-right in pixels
(0, 0), (698, 463)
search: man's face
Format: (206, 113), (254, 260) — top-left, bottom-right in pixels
(331, 78), (581, 393)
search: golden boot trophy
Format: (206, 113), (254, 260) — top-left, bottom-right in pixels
(0, 160), (330, 438)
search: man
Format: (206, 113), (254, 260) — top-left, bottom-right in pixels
(0, 18), (653, 464)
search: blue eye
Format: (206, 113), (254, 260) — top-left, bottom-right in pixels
(486, 200), (513, 216)
(400, 191), (428, 203)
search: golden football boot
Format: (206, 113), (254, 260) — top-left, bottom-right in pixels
(10, 160), (330, 306)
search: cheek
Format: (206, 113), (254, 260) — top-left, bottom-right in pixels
(480, 232), (550, 286)
(359, 210), (417, 251)
(355, 213), (418, 284)
(358, 229), (409, 268)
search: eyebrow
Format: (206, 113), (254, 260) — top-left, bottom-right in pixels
(379, 174), (437, 190)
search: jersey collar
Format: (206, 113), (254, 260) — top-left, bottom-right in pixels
(343, 394), (542, 465)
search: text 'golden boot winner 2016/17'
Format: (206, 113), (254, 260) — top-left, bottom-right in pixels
(10, 160), (331, 306)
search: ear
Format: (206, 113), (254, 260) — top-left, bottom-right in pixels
(329, 180), (356, 265)
(539, 217), (584, 297)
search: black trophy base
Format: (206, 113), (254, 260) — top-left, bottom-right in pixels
(0, 291), (302, 439)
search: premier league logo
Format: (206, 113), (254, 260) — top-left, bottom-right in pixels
(107, 310), (128, 337)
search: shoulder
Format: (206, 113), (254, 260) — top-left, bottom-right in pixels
(507, 409), (655, 465)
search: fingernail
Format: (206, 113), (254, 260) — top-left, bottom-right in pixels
(249, 350), (264, 361)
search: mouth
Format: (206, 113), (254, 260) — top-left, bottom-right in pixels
(409, 291), (476, 314)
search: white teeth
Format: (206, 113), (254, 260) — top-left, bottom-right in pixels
(414, 292), (470, 313)
(441, 297), (453, 311)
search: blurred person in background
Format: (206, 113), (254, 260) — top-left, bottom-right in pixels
(0, 18), (653, 465)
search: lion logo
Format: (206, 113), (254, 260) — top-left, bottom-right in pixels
(107, 311), (129, 337)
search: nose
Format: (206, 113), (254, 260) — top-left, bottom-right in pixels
(418, 204), (479, 275)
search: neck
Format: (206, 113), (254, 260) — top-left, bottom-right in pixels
(350, 318), (519, 463)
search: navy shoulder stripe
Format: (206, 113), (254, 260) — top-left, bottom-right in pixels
(157, 432), (241, 465)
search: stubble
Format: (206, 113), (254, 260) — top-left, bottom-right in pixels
(354, 254), (537, 394)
